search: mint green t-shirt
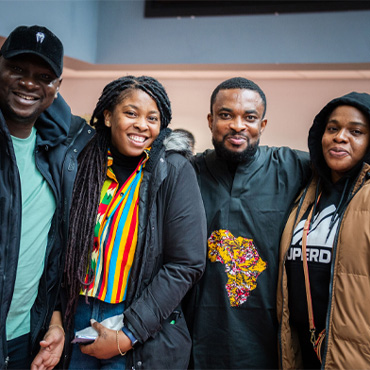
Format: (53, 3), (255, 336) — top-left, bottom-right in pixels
(6, 127), (56, 341)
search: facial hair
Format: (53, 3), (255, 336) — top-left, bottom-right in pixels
(212, 136), (259, 164)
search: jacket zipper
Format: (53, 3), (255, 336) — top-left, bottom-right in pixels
(35, 145), (58, 198)
(59, 123), (88, 235)
(29, 145), (58, 350)
(30, 218), (57, 349)
(1, 144), (22, 365)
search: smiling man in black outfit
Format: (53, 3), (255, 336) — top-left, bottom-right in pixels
(0, 25), (92, 369)
(185, 77), (311, 369)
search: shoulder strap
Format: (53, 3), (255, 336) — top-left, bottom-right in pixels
(302, 193), (321, 345)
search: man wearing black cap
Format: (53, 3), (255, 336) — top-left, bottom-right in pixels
(0, 25), (93, 369)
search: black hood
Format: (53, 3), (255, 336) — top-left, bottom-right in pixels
(35, 94), (70, 147)
(308, 91), (370, 184)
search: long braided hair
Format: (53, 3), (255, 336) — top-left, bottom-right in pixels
(64, 76), (172, 326)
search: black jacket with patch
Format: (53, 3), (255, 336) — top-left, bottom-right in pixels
(186, 146), (310, 369)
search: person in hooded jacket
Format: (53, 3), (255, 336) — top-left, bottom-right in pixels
(0, 25), (93, 369)
(62, 75), (207, 370)
(277, 92), (370, 369)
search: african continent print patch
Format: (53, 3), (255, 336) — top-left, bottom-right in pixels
(208, 229), (267, 307)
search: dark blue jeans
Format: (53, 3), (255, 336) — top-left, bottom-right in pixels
(69, 296), (126, 369)
(7, 333), (31, 369)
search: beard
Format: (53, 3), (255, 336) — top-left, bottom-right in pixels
(212, 136), (259, 164)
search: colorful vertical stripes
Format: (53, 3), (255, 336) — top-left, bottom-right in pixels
(82, 150), (149, 303)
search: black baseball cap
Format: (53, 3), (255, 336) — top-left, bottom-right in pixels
(0, 25), (64, 77)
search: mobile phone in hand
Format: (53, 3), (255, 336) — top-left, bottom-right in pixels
(71, 335), (96, 345)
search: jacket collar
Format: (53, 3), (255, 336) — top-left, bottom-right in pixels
(145, 128), (192, 172)
(35, 94), (70, 147)
(0, 94), (70, 147)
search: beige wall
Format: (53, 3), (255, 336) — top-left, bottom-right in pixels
(60, 76), (370, 153)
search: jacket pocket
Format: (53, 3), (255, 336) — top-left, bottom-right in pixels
(132, 310), (191, 370)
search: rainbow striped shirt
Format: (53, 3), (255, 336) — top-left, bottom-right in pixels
(82, 150), (149, 303)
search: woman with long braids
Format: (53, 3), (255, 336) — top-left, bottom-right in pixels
(62, 75), (206, 369)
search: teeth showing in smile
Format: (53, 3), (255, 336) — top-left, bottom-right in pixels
(15, 92), (36, 100)
(129, 135), (146, 143)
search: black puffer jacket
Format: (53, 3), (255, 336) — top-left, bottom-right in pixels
(122, 130), (207, 370)
(0, 95), (93, 368)
(61, 130), (207, 370)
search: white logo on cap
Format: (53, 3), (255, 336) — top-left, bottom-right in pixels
(36, 32), (45, 43)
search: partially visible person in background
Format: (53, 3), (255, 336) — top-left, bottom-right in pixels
(173, 128), (196, 154)
(62, 75), (206, 369)
(0, 25), (92, 369)
(278, 92), (370, 369)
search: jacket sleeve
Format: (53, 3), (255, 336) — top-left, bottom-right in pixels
(293, 149), (312, 186)
(123, 157), (207, 343)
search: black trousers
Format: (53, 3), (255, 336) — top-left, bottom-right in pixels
(7, 333), (31, 369)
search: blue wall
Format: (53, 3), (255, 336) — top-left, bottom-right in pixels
(0, 0), (99, 63)
(1, 0), (370, 65)
(96, 1), (370, 64)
